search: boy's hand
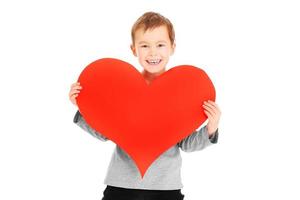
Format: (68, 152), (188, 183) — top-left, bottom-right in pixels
(202, 100), (221, 136)
(69, 82), (82, 106)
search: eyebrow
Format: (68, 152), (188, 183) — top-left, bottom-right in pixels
(138, 40), (167, 44)
(138, 41), (148, 44)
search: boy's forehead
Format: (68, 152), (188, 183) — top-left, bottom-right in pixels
(134, 26), (170, 43)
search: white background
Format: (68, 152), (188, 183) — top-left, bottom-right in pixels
(1, 0), (300, 199)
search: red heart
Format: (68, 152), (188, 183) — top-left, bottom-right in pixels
(77, 58), (215, 177)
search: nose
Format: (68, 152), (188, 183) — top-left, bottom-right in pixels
(149, 46), (157, 56)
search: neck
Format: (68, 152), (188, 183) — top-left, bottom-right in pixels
(142, 69), (165, 85)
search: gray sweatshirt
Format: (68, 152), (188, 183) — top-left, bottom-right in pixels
(73, 110), (218, 190)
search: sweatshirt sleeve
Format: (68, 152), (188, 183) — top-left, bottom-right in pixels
(177, 125), (218, 152)
(73, 110), (108, 142)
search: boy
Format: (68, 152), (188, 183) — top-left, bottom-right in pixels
(69, 12), (221, 200)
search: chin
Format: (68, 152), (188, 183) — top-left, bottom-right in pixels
(143, 64), (166, 74)
(146, 67), (165, 74)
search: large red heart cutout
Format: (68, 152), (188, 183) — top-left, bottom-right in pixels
(77, 58), (215, 177)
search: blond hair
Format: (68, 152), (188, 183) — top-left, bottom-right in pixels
(131, 12), (175, 45)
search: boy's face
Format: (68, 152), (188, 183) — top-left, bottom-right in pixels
(131, 25), (175, 75)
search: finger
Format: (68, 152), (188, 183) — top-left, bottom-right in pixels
(70, 93), (79, 100)
(204, 110), (213, 120)
(72, 85), (83, 90)
(205, 108), (220, 125)
(208, 100), (221, 114)
(70, 89), (81, 95)
(71, 82), (78, 87)
(204, 107), (219, 123)
(70, 92), (79, 97)
(203, 104), (216, 116)
(203, 106), (214, 118)
(204, 101), (217, 110)
(69, 91), (80, 99)
(71, 86), (82, 93)
(206, 102), (221, 116)
(70, 82), (81, 88)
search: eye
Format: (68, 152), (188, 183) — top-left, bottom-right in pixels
(141, 45), (149, 48)
(158, 44), (165, 47)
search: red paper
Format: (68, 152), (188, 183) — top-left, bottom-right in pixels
(77, 58), (215, 177)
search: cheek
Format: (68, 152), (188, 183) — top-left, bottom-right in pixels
(159, 48), (171, 55)
(137, 48), (146, 57)
(161, 51), (171, 58)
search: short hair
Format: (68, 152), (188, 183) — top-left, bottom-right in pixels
(131, 12), (175, 45)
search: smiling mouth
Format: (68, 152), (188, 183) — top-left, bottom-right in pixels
(146, 59), (162, 65)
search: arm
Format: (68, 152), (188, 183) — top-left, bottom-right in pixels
(73, 110), (108, 142)
(177, 125), (218, 152)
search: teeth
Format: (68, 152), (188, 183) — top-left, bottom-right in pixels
(147, 60), (161, 65)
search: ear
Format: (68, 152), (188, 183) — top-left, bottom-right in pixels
(171, 42), (176, 56)
(130, 44), (137, 57)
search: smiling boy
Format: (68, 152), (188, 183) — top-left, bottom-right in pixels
(69, 12), (221, 200)
(131, 24), (175, 85)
